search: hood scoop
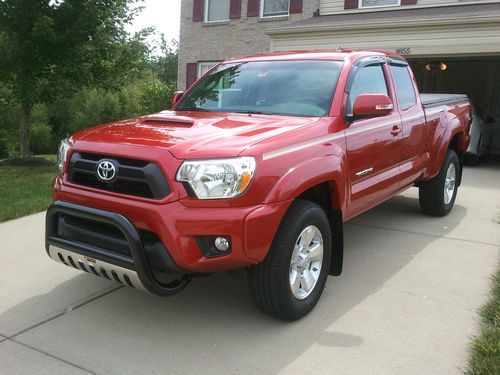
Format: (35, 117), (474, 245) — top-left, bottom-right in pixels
(141, 119), (194, 127)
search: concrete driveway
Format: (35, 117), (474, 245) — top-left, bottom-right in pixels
(1, 163), (499, 375)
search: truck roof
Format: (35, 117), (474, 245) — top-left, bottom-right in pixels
(227, 49), (406, 63)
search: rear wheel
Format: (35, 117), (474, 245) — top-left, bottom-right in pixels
(419, 150), (459, 217)
(247, 200), (331, 321)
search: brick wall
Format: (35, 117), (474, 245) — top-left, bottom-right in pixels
(178, 0), (320, 90)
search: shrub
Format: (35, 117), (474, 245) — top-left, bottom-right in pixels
(30, 122), (54, 154)
(141, 81), (176, 114)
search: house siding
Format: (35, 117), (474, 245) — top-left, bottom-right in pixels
(320, 0), (499, 15)
(270, 18), (500, 57)
(178, 0), (320, 90)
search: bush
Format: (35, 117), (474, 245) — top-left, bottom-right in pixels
(30, 104), (57, 155)
(50, 80), (171, 138)
(0, 86), (18, 157)
(141, 81), (176, 114)
(1, 74), (178, 156)
(0, 133), (9, 159)
(30, 123), (53, 154)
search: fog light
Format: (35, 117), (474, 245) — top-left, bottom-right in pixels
(214, 237), (230, 252)
(195, 235), (232, 257)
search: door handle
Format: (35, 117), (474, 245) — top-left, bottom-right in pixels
(390, 126), (402, 136)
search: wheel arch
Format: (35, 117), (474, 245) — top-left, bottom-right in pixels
(296, 181), (344, 277)
(262, 155), (347, 277)
(447, 131), (466, 186)
(428, 125), (467, 186)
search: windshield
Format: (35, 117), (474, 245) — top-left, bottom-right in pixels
(176, 60), (343, 117)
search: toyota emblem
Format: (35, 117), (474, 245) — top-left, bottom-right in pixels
(96, 160), (116, 182)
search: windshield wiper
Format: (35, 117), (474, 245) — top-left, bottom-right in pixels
(179, 107), (214, 112)
(231, 110), (282, 116)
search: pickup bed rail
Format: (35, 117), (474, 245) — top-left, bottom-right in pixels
(421, 93), (469, 108)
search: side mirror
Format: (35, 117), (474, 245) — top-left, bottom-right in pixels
(352, 94), (393, 119)
(171, 91), (184, 108)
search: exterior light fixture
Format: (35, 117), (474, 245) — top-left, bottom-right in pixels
(425, 62), (447, 71)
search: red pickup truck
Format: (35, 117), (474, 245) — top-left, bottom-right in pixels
(46, 50), (471, 320)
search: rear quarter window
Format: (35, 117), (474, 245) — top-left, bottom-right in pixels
(390, 65), (417, 111)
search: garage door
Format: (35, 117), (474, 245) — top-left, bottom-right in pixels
(409, 57), (500, 156)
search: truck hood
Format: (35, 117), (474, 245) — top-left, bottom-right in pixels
(73, 111), (321, 159)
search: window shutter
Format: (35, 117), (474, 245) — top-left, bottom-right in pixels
(401, 0), (417, 5)
(230, 0), (241, 19)
(290, 0), (303, 14)
(193, 0), (204, 22)
(247, 0), (259, 17)
(186, 63), (197, 88)
(344, 0), (358, 9)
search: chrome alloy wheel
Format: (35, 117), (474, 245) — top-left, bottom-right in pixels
(444, 163), (456, 205)
(289, 225), (324, 300)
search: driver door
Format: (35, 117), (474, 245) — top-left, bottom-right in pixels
(344, 62), (405, 219)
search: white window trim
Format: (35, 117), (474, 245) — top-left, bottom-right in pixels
(204, 0), (230, 23)
(260, 0), (290, 19)
(358, 0), (401, 9)
(197, 61), (220, 78)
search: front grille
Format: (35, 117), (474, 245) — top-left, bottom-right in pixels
(67, 152), (170, 199)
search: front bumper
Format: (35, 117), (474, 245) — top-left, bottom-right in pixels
(49, 179), (291, 278)
(46, 201), (190, 295)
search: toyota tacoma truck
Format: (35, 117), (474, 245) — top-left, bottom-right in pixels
(46, 50), (471, 320)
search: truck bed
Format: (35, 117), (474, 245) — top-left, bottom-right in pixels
(420, 93), (469, 108)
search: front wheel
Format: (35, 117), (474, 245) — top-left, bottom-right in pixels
(247, 200), (331, 321)
(419, 149), (459, 217)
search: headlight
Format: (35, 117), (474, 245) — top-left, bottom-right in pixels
(176, 157), (256, 199)
(57, 138), (71, 174)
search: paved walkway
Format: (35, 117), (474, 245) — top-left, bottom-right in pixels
(1, 163), (499, 374)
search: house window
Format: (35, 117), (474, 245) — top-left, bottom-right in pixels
(205, 0), (230, 22)
(261, 0), (289, 18)
(359, 0), (400, 8)
(198, 61), (220, 78)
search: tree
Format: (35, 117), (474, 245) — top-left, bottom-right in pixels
(151, 36), (179, 85)
(0, 0), (146, 158)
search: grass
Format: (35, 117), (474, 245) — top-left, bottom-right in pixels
(466, 259), (500, 374)
(0, 155), (57, 223)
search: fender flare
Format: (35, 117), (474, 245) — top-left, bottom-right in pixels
(429, 118), (466, 179)
(263, 154), (347, 211)
(263, 154), (347, 276)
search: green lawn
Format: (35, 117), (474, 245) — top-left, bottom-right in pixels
(466, 259), (500, 374)
(0, 156), (57, 222)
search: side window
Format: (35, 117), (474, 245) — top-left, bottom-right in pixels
(347, 64), (388, 114)
(390, 65), (417, 110)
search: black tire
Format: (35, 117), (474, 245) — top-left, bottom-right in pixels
(247, 200), (331, 321)
(419, 150), (459, 217)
